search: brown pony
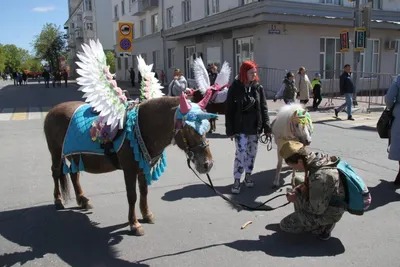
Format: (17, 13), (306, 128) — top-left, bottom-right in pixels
(43, 96), (215, 236)
(189, 90), (226, 133)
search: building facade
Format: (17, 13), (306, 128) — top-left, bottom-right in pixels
(65, 0), (114, 78)
(112, 0), (174, 83)
(160, 0), (400, 97)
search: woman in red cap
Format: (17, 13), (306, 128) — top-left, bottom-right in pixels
(225, 60), (272, 194)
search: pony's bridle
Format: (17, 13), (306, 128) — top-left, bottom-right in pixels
(173, 126), (209, 161)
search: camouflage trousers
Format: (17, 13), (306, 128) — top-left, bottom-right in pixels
(280, 175), (344, 234)
(233, 134), (258, 179)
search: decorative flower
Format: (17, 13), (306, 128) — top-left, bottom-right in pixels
(115, 87), (123, 96)
(119, 94), (127, 102)
(110, 80), (117, 89)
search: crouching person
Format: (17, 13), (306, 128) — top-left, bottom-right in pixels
(278, 140), (346, 240)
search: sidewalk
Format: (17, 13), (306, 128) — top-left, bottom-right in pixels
(71, 79), (384, 119)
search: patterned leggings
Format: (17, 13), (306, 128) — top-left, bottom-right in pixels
(233, 134), (259, 179)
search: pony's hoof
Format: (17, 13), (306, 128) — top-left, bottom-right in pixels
(54, 199), (65, 210)
(130, 224), (145, 236)
(79, 196), (93, 210)
(143, 213), (155, 224)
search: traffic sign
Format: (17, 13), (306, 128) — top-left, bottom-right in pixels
(120, 38), (132, 50)
(354, 27), (366, 52)
(118, 22), (133, 53)
(340, 29), (350, 52)
(119, 24), (131, 36)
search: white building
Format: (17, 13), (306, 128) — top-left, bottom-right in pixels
(65, 0), (114, 78)
(112, 0), (171, 83)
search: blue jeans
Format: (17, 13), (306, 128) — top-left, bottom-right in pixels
(336, 93), (353, 117)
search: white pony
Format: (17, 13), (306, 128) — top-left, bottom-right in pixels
(271, 103), (314, 187)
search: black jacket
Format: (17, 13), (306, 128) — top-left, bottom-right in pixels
(225, 79), (271, 136)
(339, 72), (355, 95)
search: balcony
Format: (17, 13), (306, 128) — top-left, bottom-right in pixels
(83, 9), (93, 21)
(131, 0), (159, 16)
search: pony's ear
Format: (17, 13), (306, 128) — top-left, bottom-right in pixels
(196, 112), (218, 121)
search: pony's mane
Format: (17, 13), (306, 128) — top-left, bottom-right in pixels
(271, 103), (305, 139)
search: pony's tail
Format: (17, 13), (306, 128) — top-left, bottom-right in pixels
(59, 173), (71, 203)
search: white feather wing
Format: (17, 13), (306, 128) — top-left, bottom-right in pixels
(193, 57), (210, 95)
(76, 39), (127, 131)
(137, 54), (164, 100)
(214, 61), (231, 87)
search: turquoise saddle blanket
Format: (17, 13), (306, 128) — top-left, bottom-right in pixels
(62, 104), (126, 158)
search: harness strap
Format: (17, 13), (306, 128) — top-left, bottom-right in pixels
(186, 158), (290, 211)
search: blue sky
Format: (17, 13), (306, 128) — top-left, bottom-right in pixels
(0, 0), (68, 54)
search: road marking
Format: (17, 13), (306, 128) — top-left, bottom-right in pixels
(11, 107), (28, 121)
(0, 108), (14, 121)
(28, 107), (41, 120)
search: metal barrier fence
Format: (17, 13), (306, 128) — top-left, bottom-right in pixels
(257, 67), (398, 108)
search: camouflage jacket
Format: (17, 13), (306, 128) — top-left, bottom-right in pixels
(295, 152), (346, 216)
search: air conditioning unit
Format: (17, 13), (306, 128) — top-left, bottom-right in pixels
(385, 40), (396, 51)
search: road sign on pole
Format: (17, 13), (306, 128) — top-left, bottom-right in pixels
(118, 22), (133, 54)
(354, 27), (367, 52)
(340, 29), (350, 52)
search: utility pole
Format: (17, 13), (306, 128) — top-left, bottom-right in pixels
(352, 0), (361, 106)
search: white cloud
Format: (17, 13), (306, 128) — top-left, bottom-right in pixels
(32, 6), (55, 12)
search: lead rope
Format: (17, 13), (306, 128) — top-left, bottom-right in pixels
(186, 158), (290, 211)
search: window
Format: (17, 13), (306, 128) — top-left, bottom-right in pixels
(168, 48), (175, 68)
(151, 14), (159, 33)
(396, 40), (400, 74)
(125, 57), (128, 70)
(360, 39), (380, 77)
(242, 0), (257, 4)
(361, 0), (381, 9)
(166, 7), (173, 28)
(152, 50), (160, 69)
(84, 0), (92, 11)
(206, 0), (219, 15)
(114, 5), (119, 19)
(117, 57), (121, 70)
(121, 0), (125, 16)
(140, 19), (146, 36)
(319, 0), (342, 4)
(86, 23), (93, 30)
(182, 0), (191, 23)
(184, 45), (196, 79)
(141, 53), (147, 63)
(71, 22), (75, 29)
(206, 47), (221, 69)
(235, 37), (254, 74)
(319, 37), (343, 79)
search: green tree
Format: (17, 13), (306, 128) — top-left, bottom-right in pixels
(105, 50), (116, 73)
(0, 45), (5, 73)
(22, 57), (43, 72)
(0, 44), (29, 73)
(32, 23), (66, 71)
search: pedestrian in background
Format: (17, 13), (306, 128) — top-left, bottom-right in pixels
(312, 73), (323, 110)
(335, 64), (355, 120)
(385, 75), (400, 184)
(274, 72), (297, 104)
(225, 60), (272, 194)
(295, 66), (313, 105)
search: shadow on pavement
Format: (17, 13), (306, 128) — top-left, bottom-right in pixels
(0, 83), (83, 109)
(0, 204), (149, 266)
(135, 223), (345, 262)
(161, 168), (292, 208)
(367, 179), (400, 212)
(226, 224), (345, 258)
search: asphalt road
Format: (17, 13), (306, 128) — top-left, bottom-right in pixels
(0, 81), (399, 267)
